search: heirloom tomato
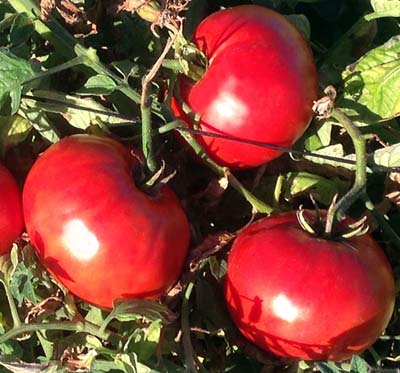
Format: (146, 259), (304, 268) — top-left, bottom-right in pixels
(171, 5), (318, 168)
(0, 164), (24, 255)
(225, 211), (395, 361)
(23, 135), (190, 309)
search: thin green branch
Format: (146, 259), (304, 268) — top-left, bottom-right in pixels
(140, 34), (177, 174)
(22, 56), (85, 85)
(325, 108), (367, 233)
(177, 127), (274, 214)
(0, 320), (111, 344)
(181, 281), (196, 373)
(141, 94), (157, 174)
(273, 174), (284, 211)
(362, 195), (400, 251)
(0, 279), (21, 328)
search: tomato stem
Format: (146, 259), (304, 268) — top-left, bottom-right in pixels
(141, 94), (158, 174)
(325, 108), (367, 234)
(362, 195), (400, 251)
(0, 278), (22, 328)
(181, 281), (195, 372)
(0, 320), (112, 345)
(22, 56), (86, 85)
(177, 126), (274, 214)
(141, 33), (177, 175)
(273, 174), (285, 211)
(181, 281), (207, 373)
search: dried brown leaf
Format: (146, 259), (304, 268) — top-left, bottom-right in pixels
(40, 0), (97, 37)
(115, 0), (190, 30)
(386, 191), (400, 205)
(389, 171), (400, 184)
(191, 176), (229, 212)
(385, 172), (400, 206)
(61, 347), (97, 372)
(116, 0), (149, 12)
(188, 231), (234, 272)
(40, 0), (56, 21)
(24, 292), (63, 324)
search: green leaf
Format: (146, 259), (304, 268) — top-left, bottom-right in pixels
(76, 75), (118, 96)
(301, 120), (333, 152)
(84, 306), (107, 326)
(318, 17), (377, 85)
(91, 359), (122, 372)
(9, 260), (39, 306)
(19, 100), (60, 143)
(284, 171), (349, 205)
(350, 355), (370, 373)
(9, 13), (34, 46)
(22, 90), (131, 130)
(36, 332), (54, 361)
(315, 361), (344, 373)
(0, 49), (35, 114)
(125, 319), (162, 361)
(115, 353), (159, 373)
(0, 255), (12, 281)
(10, 245), (20, 276)
(111, 60), (140, 82)
(209, 256), (227, 280)
(342, 35), (400, 121)
(0, 115), (32, 155)
(0, 323), (23, 357)
(285, 14), (311, 39)
(298, 360), (312, 370)
(371, 143), (400, 168)
(304, 143), (356, 171)
(100, 299), (174, 335)
(366, 0), (400, 20)
(110, 299), (173, 323)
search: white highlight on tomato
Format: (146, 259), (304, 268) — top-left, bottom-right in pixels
(271, 293), (300, 323)
(62, 219), (99, 261)
(208, 79), (248, 128)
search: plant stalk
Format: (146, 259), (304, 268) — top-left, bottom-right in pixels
(177, 127), (274, 214)
(140, 34), (177, 175)
(0, 320), (111, 344)
(1, 279), (21, 328)
(325, 108), (367, 233)
(181, 281), (196, 373)
(141, 94), (157, 174)
(22, 56), (86, 85)
(273, 174), (284, 211)
(362, 195), (400, 251)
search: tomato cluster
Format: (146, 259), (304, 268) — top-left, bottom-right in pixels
(0, 4), (396, 365)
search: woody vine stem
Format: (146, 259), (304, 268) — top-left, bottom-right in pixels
(313, 87), (367, 233)
(324, 108), (367, 233)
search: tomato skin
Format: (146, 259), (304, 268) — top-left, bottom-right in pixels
(171, 5), (318, 168)
(225, 211), (395, 361)
(23, 135), (190, 309)
(0, 164), (24, 255)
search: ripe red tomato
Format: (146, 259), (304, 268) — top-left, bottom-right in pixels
(225, 211), (395, 361)
(23, 135), (190, 309)
(0, 164), (24, 255)
(171, 5), (318, 168)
